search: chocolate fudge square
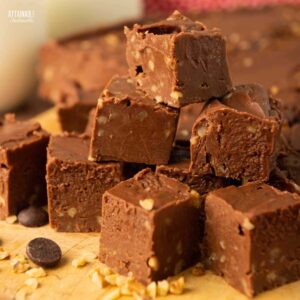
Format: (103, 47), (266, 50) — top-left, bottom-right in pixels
(203, 183), (300, 297)
(89, 75), (179, 164)
(125, 11), (232, 108)
(100, 168), (202, 284)
(47, 134), (123, 232)
(0, 115), (49, 220)
(190, 84), (282, 182)
(156, 144), (231, 195)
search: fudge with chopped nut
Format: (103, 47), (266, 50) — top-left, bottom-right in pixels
(203, 183), (300, 297)
(190, 84), (282, 182)
(100, 168), (202, 284)
(0, 115), (49, 220)
(89, 75), (179, 165)
(125, 11), (232, 108)
(47, 133), (123, 232)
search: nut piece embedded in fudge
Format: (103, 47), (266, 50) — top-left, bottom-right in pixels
(125, 11), (232, 108)
(89, 75), (179, 165)
(100, 168), (202, 284)
(190, 84), (282, 182)
(46, 133), (123, 232)
(156, 144), (232, 195)
(0, 115), (49, 220)
(203, 183), (300, 297)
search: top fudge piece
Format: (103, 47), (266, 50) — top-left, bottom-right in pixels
(0, 115), (49, 219)
(190, 84), (282, 182)
(204, 183), (300, 297)
(100, 168), (202, 284)
(89, 75), (179, 165)
(125, 11), (232, 108)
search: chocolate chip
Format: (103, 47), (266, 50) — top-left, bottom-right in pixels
(18, 206), (48, 227)
(26, 238), (62, 268)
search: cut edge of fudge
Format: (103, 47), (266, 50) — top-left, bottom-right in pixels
(189, 83), (282, 182)
(89, 75), (179, 165)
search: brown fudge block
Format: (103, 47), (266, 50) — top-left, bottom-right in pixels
(203, 183), (300, 297)
(38, 24), (128, 132)
(190, 84), (282, 182)
(0, 115), (49, 219)
(89, 75), (179, 164)
(125, 11), (232, 108)
(100, 168), (202, 284)
(47, 134), (123, 232)
(156, 144), (232, 195)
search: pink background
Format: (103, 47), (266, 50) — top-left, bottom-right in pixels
(144, 0), (300, 15)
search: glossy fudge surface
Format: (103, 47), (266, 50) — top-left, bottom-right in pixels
(0, 115), (49, 219)
(204, 183), (300, 297)
(89, 75), (179, 165)
(100, 169), (202, 284)
(125, 11), (232, 108)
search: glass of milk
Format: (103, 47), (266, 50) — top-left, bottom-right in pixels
(0, 0), (47, 112)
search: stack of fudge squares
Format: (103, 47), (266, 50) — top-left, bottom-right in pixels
(1, 11), (300, 298)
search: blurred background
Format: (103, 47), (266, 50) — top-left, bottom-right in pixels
(0, 0), (299, 131)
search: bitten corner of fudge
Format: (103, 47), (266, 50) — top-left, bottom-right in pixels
(99, 168), (203, 284)
(0, 114), (49, 219)
(46, 132), (123, 232)
(124, 10), (232, 108)
(189, 83), (282, 182)
(89, 75), (179, 165)
(203, 182), (300, 297)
